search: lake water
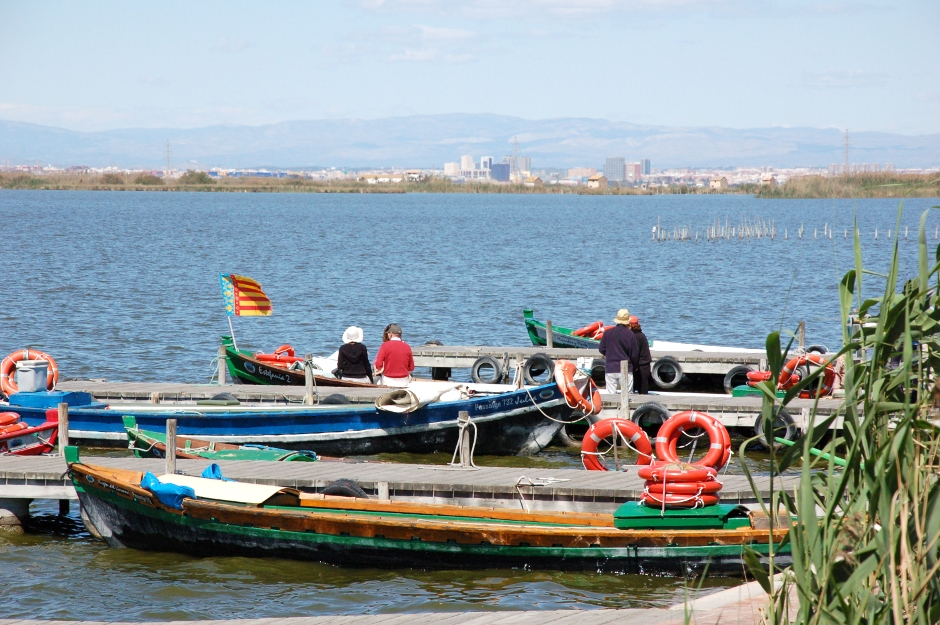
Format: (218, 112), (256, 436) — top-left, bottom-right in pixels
(0, 190), (936, 619)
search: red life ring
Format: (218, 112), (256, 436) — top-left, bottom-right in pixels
(0, 422), (28, 435)
(572, 321), (604, 337)
(0, 349), (59, 396)
(655, 411), (730, 470)
(780, 353), (834, 397)
(640, 492), (721, 508)
(643, 480), (723, 495)
(554, 360), (602, 416)
(637, 464), (717, 483)
(581, 418), (653, 471)
(273, 344), (295, 357)
(0, 413), (19, 427)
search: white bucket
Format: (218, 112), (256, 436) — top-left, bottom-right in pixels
(15, 359), (49, 393)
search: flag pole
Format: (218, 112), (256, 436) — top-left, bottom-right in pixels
(228, 316), (238, 350)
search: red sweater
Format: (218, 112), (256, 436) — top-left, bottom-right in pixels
(374, 339), (414, 378)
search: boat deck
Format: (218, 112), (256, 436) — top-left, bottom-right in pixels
(0, 453), (795, 511)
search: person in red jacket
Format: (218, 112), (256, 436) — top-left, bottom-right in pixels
(373, 323), (414, 387)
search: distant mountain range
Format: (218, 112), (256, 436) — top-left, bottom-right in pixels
(1, 115), (938, 170)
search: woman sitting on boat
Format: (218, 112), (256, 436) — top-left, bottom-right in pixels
(336, 326), (374, 384)
(373, 323), (414, 387)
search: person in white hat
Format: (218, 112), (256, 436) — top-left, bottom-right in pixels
(335, 326), (373, 383)
(598, 309), (639, 393)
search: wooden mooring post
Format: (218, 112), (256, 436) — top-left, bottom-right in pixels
(57, 402), (69, 457)
(217, 344), (227, 385)
(619, 360), (629, 419)
(304, 354), (315, 405)
(546, 320), (554, 349)
(165, 419), (177, 476)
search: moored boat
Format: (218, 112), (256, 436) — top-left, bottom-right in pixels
(67, 447), (788, 574)
(123, 416), (318, 462)
(0, 410), (58, 456)
(6, 380), (574, 456)
(221, 336), (375, 387)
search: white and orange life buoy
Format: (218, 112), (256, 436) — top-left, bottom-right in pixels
(779, 353), (835, 397)
(0, 349), (59, 396)
(255, 344), (304, 365)
(554, 360), (602, 415)
(581, 418), (653, 470)
(655, 411), (731, 471)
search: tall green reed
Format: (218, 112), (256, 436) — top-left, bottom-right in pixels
(742, 203), (940, 624)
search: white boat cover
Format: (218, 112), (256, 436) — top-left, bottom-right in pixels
(158, 474), (286, 504)
(650, 340), (765, 354)
(375, 384), (458, 413)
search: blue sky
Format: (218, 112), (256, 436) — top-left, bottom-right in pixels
(1, 1), (937, 134)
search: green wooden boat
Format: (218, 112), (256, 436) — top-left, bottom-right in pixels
(68, 446), (788, 575)
(523, 309), (602, 349)
(123, 416), (317, 462)
(221, 336), (376, 388)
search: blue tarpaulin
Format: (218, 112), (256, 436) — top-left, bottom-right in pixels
(200, 463), (229, 480)
(140, 472), (195, 509)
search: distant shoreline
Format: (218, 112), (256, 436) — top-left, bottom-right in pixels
(1, 172), (937, 198)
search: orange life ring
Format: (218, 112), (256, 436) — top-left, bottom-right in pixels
(554, 360), (602, 415)
(572, 321), (604, 337)
(0, 422), (28, 435)
(640, 492), (721, 508)
(637, 464), (718, 483)
(0, 349), (59, 396)
(273, 344), (295, 357)
(581, 418), (653, 470)
(655, 411), (730, 470)
(643, 480), (723, 495)
(0, 412), (20, 427)
(780, 353), (834, 397)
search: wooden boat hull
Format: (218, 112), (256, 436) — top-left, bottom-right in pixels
(10, 384), (569, 456)
(72, 461), (788, 575)
(125, 420), (317, 462)
(523, 309), (600, 349)
(0, 421), (58, 456)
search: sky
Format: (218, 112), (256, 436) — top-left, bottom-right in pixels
(0, 1), (937, 135)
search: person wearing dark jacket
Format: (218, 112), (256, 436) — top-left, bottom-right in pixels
(598, 309), (639, 393)
(630, 316), (652, 394)
(336, 326), (373, 383)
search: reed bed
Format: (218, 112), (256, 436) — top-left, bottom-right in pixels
(741, 203), (940, 624)
(758, 173), (940, 199)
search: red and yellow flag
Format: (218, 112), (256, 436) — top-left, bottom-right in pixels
(220, 274), (272, 317)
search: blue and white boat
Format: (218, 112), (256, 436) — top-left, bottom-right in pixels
(3, 382), (573, 456)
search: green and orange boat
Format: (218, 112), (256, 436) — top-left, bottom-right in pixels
(68, 446), (788, 574)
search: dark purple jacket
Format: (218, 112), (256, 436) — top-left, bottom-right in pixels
(598, 324), (639, 373)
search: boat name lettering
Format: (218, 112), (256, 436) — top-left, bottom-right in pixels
(258, 366), (291, 383)
(473, 394), (540, 412)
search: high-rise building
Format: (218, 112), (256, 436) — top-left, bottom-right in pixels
(518, 156), (531, 175)
(490, 163), (511, 182)
(626, 163), (641, 180)
(461, 155), (475, 170)
(641, 159), (651, 175)
(444, 162), (460, 176)
(480, 156), (494, 170)
(568, 167), (597, 179)
(604, 157), (626, 182)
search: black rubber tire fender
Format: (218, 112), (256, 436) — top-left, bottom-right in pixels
(651, 356), (683, 390)
(210, 392), (240, 403)
(552, 424), (582, 448)
(754, 407), (798, 450)
(320, 393), (351, 405)
(723, 365), (755, 395)
(523, 353), (555, 386)
(470, 356), (503, 384)
(589, 358), (606, 386)
(630, 401), (671, 439)
(321, 478), (369, 498)
(806, 345), (828, 354)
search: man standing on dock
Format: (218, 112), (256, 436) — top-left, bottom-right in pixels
(373, 324), (414, 387)
(598, 309), (639, 393)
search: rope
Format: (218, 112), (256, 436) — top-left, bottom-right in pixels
(207, 356), (222, 384)
(523, 385), (589, 425)
(448, 414), (479, 469)
(514, 475), (571, 512)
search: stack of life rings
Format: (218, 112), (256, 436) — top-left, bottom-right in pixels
(0, 412), (30, 436)
(581, 411), (731, 510)
(0, 349), (60, 396)
(746, 353), (835, 398)
(571, 321), (614, 341)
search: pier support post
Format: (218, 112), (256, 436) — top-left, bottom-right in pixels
(218, 345), (227, 385)
(0, 498), (31, 533)
(166, 419), (177, 476)
(545, 320), (553, 349)
(59, 499), (69, 516)
(798, 321), (806, 351)
(619, 360), (630, 419)
(304, 354), (315, 405)
(57, 402), (69, 458)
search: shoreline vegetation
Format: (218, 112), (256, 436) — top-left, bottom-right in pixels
(1, 171), (937, 198)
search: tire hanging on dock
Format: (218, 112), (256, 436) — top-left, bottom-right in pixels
(651, 356), (682, 390)
(470, 356), (503, 384)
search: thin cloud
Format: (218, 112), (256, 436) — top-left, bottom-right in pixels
(801, 70), (887, 89)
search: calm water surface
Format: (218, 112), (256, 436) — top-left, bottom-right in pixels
(0, 191), (934, 619)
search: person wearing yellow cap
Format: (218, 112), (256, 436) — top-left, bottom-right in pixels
(598, 309), (639, 393)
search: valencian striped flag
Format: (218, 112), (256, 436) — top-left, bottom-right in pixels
(220, 274), (272, 317)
